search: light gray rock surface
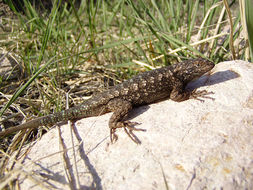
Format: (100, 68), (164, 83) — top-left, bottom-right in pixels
(17, 60), (253, 189)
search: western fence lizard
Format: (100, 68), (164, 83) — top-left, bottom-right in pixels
(0, 58), (215, 143)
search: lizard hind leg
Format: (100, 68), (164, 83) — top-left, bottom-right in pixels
(107, 98), (145, 144)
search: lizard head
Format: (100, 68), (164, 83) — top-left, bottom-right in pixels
(172, 58), (215, 84)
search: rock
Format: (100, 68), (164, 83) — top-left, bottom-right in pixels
(16, 60), (253, 189)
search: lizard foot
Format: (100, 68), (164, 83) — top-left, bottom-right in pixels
(190, 89), (215, 102)
(110, 121), (146, 144)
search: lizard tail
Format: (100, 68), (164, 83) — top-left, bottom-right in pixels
(0, 104), (98, 137)
(0, 116), (45, 137)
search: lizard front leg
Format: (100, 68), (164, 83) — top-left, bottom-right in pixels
(107, 98), (144, 144)
(170, 78), (214, 102)
(169, 79), (191, 102)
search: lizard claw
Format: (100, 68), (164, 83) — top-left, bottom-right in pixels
(122, 121), (146, 144)
(110, 128), (118, 143)
(110, 121), (146, 144)
(190, 89), (215, 102)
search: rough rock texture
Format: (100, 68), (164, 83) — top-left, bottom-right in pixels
(17, 60), (253, 189)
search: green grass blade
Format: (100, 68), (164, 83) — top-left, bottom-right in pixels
(245, 0), (253, 61)
(186, 0), (199, 43)
(36, 0), (59, 69)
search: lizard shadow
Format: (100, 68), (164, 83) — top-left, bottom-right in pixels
(128, 105), (151, 120)
(186, 70), (239, 90)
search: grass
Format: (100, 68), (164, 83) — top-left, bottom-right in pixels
(242, 0), (253, 61)
(0, 0), (247, 188)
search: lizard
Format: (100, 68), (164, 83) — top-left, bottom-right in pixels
(0, 58), (215, 143)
